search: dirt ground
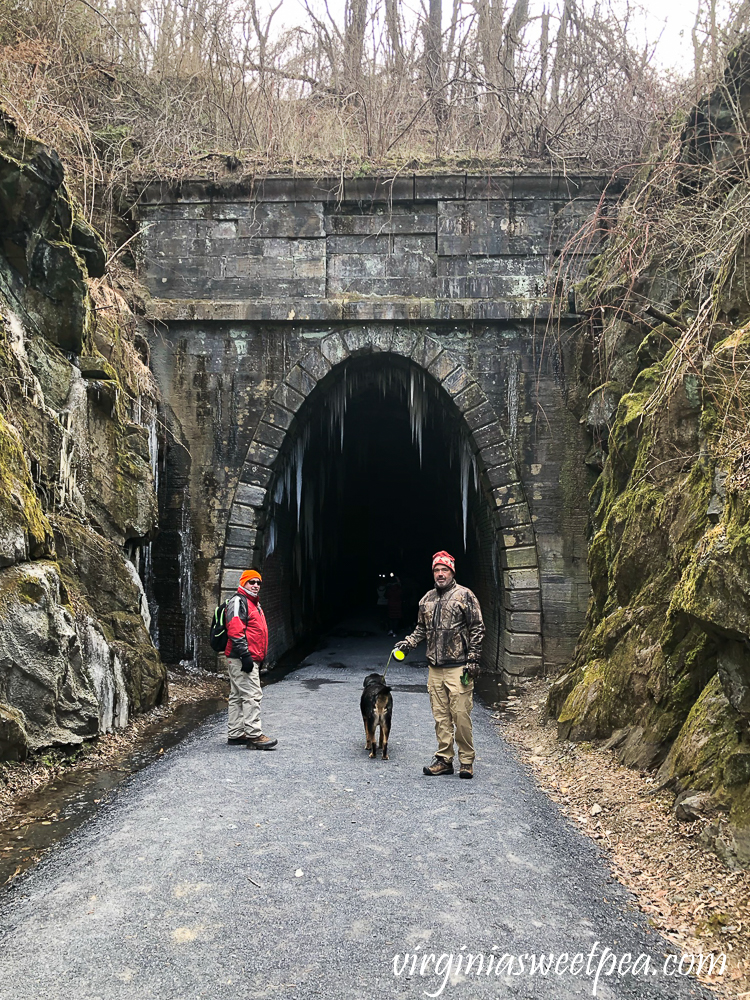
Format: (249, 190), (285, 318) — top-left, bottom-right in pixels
(498, 678), (750, 1000)
(0, 666), (228, 826)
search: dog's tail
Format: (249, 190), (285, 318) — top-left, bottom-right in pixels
(374, 690), (391, 719)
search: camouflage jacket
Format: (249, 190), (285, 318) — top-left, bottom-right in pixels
(402, 581), (484, 668)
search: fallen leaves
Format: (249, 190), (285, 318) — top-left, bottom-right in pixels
(497, 679), (750, 1000)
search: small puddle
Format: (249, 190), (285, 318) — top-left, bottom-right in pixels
(0, 697), (225, 888)
(299, 678), (345, 691)
(0, 633), (323, 889)
(0, 635), (514, 888)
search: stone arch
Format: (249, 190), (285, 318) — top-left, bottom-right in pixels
(222, 328), (543, 678)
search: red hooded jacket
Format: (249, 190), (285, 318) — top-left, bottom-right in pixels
(225, 585), (269, 663)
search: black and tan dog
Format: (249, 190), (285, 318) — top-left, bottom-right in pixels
(360, 673), (393, 760)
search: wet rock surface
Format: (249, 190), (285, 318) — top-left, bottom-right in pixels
(0, 114), (166, 758)
(548, 58), (750, 862)
(0, 644), (715, 999)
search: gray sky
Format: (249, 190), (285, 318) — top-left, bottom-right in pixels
(267, 0), (709, 74)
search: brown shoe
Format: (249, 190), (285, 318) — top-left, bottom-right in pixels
(459, 763), (474, 779)
(247, 734), (278, 750)
(423, 756), (454, 776)
(227, 735), (250, 745)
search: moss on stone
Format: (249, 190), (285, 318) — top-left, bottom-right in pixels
(660, 674), (742, 793)
(0, 410), (54, 561)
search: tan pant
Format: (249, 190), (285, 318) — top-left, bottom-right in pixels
(427, 665), (475, 764)
(227, 658), (262, 739)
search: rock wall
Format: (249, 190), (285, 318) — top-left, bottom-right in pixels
(547, 49), (750, 867)
(0, 112), (166, 760)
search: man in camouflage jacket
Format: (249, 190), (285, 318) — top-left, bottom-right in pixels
(395, 550), (484, 779)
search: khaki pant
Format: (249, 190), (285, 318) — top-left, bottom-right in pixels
(427, 665), (475, 765)
(227, 658), (262, 739)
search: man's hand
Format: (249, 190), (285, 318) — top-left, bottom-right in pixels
(392, 641), (409, 656)
(466, 663), (480, 680)
(240, 655), (254, 674)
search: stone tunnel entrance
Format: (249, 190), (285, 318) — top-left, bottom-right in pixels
(221, 331), (546, 678)
(260, 354), (504, 668)
(139, 173), (605, 679)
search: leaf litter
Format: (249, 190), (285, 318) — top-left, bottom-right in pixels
(497, 678), (750, 999)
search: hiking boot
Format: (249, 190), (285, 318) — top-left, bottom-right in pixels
(247, 734), (278, 750)
(459, 763), (474, 779)
(227, 735), (250, 745)
(423, 756), (454, 776)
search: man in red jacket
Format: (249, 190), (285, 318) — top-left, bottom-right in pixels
(225, 569), (277, 749)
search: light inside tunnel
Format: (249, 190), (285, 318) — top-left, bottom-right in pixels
(261, 355), (505, 666)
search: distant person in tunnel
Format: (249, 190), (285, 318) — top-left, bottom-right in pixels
(376, 575), (388, 630)
(386, 574), (402, 637)
(225, 569), (277, 750)
(394, 551), (484, 779)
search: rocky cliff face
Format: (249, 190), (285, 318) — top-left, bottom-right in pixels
(0, 111), (166, 759)
(549, 48), (750, 867)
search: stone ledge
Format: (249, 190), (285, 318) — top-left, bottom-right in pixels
(504, 631), (543, 656)
(503, 652), (544, 677)
(133, 172), (617, 207)
(144, 296), (557, 323)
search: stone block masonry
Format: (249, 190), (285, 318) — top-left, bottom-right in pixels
(134, 173), (616, 680)
(138, 173), (610, 318)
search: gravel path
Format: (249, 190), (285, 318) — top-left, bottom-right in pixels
(0, 630), (718, 1000)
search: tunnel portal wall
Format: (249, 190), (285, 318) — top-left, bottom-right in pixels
(225, 339), (542, 677)
(137, 174), (605, 679)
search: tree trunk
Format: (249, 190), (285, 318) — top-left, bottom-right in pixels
(344, 0), (368, 91)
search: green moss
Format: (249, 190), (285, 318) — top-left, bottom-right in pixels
(0, 411), (54, 559)
(661, 674), (741, 792)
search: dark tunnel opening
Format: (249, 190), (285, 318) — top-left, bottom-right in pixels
(261, 355), (505, 670)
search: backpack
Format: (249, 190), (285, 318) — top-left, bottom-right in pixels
(209, 600), (229, 652)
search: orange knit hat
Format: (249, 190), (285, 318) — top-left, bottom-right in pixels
(239, 569), (262, 589)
